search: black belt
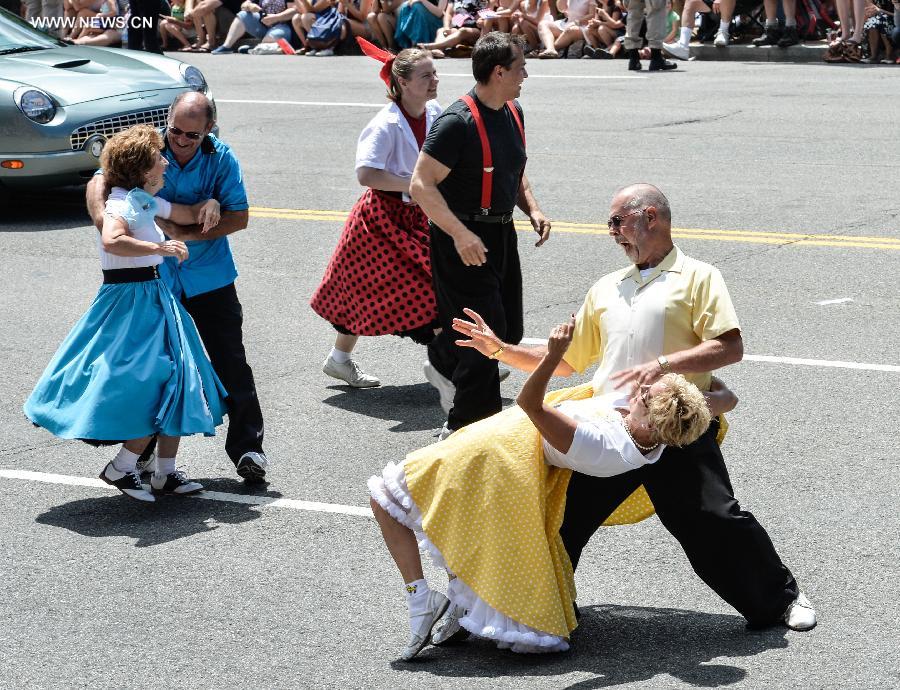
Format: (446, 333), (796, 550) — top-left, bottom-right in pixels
(453, 211), (514, 224)
(102, 266), (160, 284)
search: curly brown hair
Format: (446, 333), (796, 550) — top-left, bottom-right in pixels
(100, 125), (164, 190)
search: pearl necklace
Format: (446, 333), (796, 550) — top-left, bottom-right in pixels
(623, 417), (659, 452)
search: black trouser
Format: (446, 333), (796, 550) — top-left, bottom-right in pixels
(426, 219), (523, 431)
(560, 418), (799, 626)
(181, 283), (265, 464)
(126, 0), (162, 54)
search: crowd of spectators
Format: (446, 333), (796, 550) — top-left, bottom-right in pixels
(7, 0), (899, 62)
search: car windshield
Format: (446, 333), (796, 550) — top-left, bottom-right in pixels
(0, 7), (64, 53)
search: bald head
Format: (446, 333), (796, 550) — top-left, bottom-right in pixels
(615, 183), (672, 227)
(169, 91), (216, 125)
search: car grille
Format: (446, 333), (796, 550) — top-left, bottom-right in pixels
(69, 107), (169, 150)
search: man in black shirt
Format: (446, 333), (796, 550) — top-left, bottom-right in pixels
(411, 31), (551, 439)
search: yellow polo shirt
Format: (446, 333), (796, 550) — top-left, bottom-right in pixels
(562, 246), (740, 394)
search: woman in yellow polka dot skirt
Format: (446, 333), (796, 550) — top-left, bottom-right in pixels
(368, 316), (738, 660)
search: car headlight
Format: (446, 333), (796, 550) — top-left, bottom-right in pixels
(14, 87), (56, 124)
(179, 65), (208, 93)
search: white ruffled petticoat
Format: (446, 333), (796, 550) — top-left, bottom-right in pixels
(368, 461), (570, 654)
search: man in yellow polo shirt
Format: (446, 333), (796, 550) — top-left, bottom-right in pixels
(452, 183), (816, 632)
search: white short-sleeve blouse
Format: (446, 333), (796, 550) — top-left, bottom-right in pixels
(98, 187), (172, 270)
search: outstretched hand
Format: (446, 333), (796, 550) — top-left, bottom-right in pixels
(546, 315), (575, 359)
(452, 308), (502, 358)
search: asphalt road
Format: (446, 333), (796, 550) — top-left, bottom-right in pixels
(1, 55), (898, 689)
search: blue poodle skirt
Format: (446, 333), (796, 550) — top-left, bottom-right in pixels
(24, 271), (227, 444)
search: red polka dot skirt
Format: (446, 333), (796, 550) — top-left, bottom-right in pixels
(310, 189), (438, 337)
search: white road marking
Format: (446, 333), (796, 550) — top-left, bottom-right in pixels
(516, 338), (899, 373)
(815, 298), (854, 305)
(0, 470), (371, 517)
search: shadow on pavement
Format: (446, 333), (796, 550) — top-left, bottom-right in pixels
(321, 383), (447, 432)
(0, 187), (90, 232)
(34, 479), (283, 547)
(322, 382), (516, 432)
(392, 603), (788, 687)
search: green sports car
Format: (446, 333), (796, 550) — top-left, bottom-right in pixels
(0, 7), (213, 195)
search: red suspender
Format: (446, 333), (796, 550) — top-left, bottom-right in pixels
(459, 95), (526, 215)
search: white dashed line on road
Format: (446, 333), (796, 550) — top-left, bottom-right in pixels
(0, 470), (371, 517)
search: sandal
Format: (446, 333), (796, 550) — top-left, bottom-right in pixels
(537, 49), (560, 59)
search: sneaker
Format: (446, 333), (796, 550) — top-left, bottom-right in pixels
(236, 44), (251, 54)
(400, 590), (449, 661)
(135, 450), (156, 476)
(314, 47), (334, 56)
(714, 29), (729, 47)
(752, 26), (783, 46)
(777, 25), (800, 48)
(436, 422), (454, 441)
(210, 45), (234, 54)
(423, 361), (455, 414)
(99, 463), (155, 502)
(305, 49), (318, 56)
(323, 355), (380, 388)
(236, 451), (268, 483)
(783, 592), (817, 631)
(663, 41), (689, 60)
(150, 470), (204, 495)
(431, 603), (470, 645)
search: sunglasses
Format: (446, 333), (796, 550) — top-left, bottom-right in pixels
(608, 207), (645, 230)
(639, 383), (652, 408)
(167, 125), (204, 141)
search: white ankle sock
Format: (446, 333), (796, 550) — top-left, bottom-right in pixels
(718, 20), (729, 32)
(785, 18), (797, 27)
(155, 457), (176, 476)
(679, 27), (692, 45)
(329, 347), (351, 364)
(112, 447), (140, 473)
(405, 579), (432, 633)
(765, 19), (777, 27)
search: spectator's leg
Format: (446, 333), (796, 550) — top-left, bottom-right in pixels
(537, 19), (561, 55)
(553, 24), (582, 50)
(850, 0), (865, 42)
(221, 11), (251, 48)
(376, 10), (397, 49)
(778, 0), (800, 46)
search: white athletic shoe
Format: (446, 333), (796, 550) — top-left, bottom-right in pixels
(431, 603), (470, 645)
(783, 592), (817, 631)
(714, 29), (730, 46)
(423, 361), (455, 413)
(323, 355), (380, 388)
(400, 590), (450, 661)
(663, 41), (690, 60)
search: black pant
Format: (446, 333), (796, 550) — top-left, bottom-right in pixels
(427, 219), (523, 430)
(560, 419), (799, 626)
(126, 0), (162, 54)
(182, 283), (265, 463)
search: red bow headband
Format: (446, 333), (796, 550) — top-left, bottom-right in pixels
(356, 37), (395, 88)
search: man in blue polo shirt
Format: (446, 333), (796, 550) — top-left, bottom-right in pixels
(87, 92), (268, 483)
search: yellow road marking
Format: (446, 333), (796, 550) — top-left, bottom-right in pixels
(248, 207), (900, 251)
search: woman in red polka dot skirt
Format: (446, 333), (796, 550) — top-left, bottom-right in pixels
(310, 39), (443, 388)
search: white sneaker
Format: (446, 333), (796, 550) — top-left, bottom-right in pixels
(323, 355), (380, 388)
(431, 603), (470, 645)
(714, 29), (730, 46)
(663, 41), (690, 60)
(423, 361), (455, 413)
(400, 590), (449, 661)
(783, 592), (817, 631)
(306, 49), (317, 56)
(314, 47), (334, 56)
(236, 451), (268, 483)
(435, 422), (454, 442)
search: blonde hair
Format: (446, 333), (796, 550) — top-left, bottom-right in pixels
(647, 373), (711, 447)
(387, 48), (431, 103)
(100, 125), (164, 191)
